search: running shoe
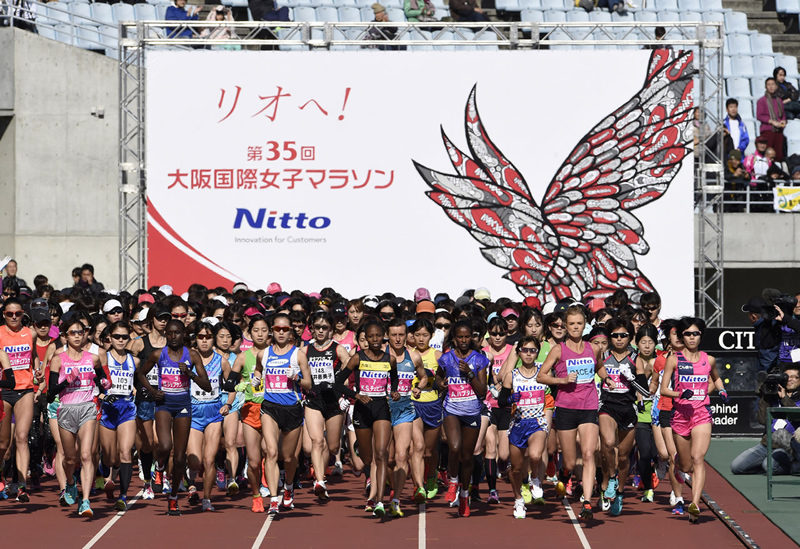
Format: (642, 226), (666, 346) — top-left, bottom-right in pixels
(167, 497), (181, 516)
(227, 479), (239, 497)
(579, 501), (593, 521)
(116, 496), (128, 512)
(260, 484), (271, 498)
(332, 462), (344, 476)
(610, 493), (623, 516)
(672, 501), (686, 515)
(438, 470), (448, 487)
(633, 474), (642, 489)
(413, 486), (426, 504)
(143, 483), (155, 500)
(252, 496), (265, 513)
(94, 476), (105, 491)
(314, 480), (329, 500)
(656, 460), (669, 481)
(59, 490), (69, 506)
(521, 483), (532, 504)
(487, 489), (499, 504)
(425, 477), (438, 500)
(546, 459), (556, 479)
(215, 468), (226, 492)
(652, 473), (660, 490)
(389, 500), (404, 518)
(642, 489), (654, 503)
(469, 485), (481, 502)
(179, 478), (189, 492)
(6, 482), (18, 497)
(138, 458), (145, 481)
(78, 500), (93, 518)
(364, 477), (371, 498)
(373, 501), (386, 517)
(104, 479), (116, 501)
(43, 458), (55, 477)
(672, 455), (686, 484)
(604, 476), (618, 499)
(600, 493), (611, 512)
(669, 491), (678, 507)
(513, 499), (526, 519)
(565, 478), (574, 497)
(282, 488), (294, 510)
(0, 480), (6, 500)
(458, 495), (470, 517)
(202, 499), (215, 512)
(555, 480), (567, 499)
(531, 478), (544, 502)
(268, 499), (280, 514)
(16, 485), (29, 503)
(445, 481), (459, 507)
(153, 470), (164, 493)
(365, 499), (376, 512)
(188, 485), (199, 504)
(162, 477), (172, 494)
(65, 483), (78, 506)
(687, 502), (701, 522)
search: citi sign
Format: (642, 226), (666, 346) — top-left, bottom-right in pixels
(234, 208), (331, 229)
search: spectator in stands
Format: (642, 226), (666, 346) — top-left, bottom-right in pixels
(165, 0), (203, 39)
(449, 0), (487, 22)
(200, 6), (239, 45)
(744, 135), (771, 179)
(773, 67), (800, 121)
(723, 98), (749, 155)
(71, 266), (81, 287)
(78, 263), (105, 297)
(792, 165), (800, 182)
(599, 0), (626, 15)
(644, 26), (671, 49)
(249, 0), (290, 24)
(2, 259), (27, 290)
(724, 150), (749, 212)
(756, 77), (787, 162)
(365, 4), (406, 50)
(404, 0), (437, 22)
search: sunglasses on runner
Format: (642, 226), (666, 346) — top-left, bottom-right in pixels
(489, 331), (507, 337)
(683, 331), (702, 337)
(549, 323), (565, 329)
(610, 332), (630, 339)
(642, 306), (660, 312)
(272, 326), (292, 333)
(67, 329), (85, 336)
(313, 324), (330, 331)
(3, 311), (23, 318)
(35, 321), (52, 328)
(155, 313), (171, 321)
(519, 347), (539, 355)
(172, 313), (188, 319)
(108, 308), (125, 315)
(110, 333), (131, 341)
(435, 323), (452, 330)
(196, 333), (213, 340)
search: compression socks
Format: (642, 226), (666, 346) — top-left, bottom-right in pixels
(119, 463), (132, 497)
(471, 455), (483, 488)
(140, 452), (154, 482)
(558, 468), (571, 484)
(484, 457), (497, 492)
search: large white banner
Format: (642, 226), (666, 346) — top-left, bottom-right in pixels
(146, 49), (695, 317)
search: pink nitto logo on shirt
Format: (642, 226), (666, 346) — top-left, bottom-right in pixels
(447, 376), (476, 402)
(397, 371), (414, 395)
(359, 370), (388, 397)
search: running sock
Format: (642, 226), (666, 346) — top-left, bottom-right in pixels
(119, 463), (132, 497)
(460, 488), (468, 498)
(439, 441), (449, 471)
(449, 476), (459, 485)
(484, 458), (497, 491)
(98, 461), (110, 478)
(140, 452), (154, 482)
(471, 455), (483, 487)
(557, 468), (571, 483)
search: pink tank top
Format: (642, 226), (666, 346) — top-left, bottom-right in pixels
(553, 341), (597, 410)
(334, 331), (356, 353)
(240, 338), (254, 352)
(58, 350), (96, 405)
(673, 351), (711, 409)
(483, 344), (512, 409)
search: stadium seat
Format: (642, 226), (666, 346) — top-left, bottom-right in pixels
(541, 0), (567, 11)
(386, 7), (404, 21)
(381, 0), (404, 8)
(724, 12), (749, 34)
(776, 0), (800, 13)
(543, 10), (566, 22)
(44, 3), (71, 25)
(680, 11), (701, 22)
(750, 77), (766, 97)
(156, 3), (169, 19)
(723, 55), (732, 76)
(726, 77), (753, 99)
(750, 34), (773, 55)
(315, 6), (339, 21)
(338, 6), (361, 20)
(360, 6), (374, 20)
(91, 3), (115, 25)
(678, 0), (700, 9)
(589, 10), (611, 22)
(75, 25), (102, 49)
(566, 10), (589, 22)
(134, 3), (157, 20)
(703, 11), (724, 23)
(655, 0), (678, 9)
(634, 11), (658, 22)
(293, 6), (317, 21)
(734, 99), (754, 119)
(731, 55), (756, 78)
(37, 26), (56, 41)
(726, 33), (752, 55)
(521, 9), (544, 22)
(548, 29), (572, 50)
(69, 2), (92, 21)
(784, 121), (800, 139)
(54, 23), (74, 45)
(704, 0), (723, 9)
(752, 55), (776, 77)
(519, 0), (541, 8)
(473, 30), (499, 50)
(496, 0), (522, 10)
(112, 3), (136, 23)
(657, 11), (680, 22)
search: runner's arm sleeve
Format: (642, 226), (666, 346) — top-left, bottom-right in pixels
(222, 370), (240, 392)
(389, 366), (399, 393)
(93, 364), (109, 390)
(633, 373), (651, 398)
(497, 386), (512, 408)
(47, 371), (68, 402)
(334, 367), (356, 398)
(0, 369), (15, 389)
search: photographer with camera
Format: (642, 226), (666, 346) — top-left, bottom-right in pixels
(730, 364), (800, 475)
(761, 289), (800, 370)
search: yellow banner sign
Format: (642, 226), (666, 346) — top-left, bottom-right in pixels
(773, 186), (800, 212)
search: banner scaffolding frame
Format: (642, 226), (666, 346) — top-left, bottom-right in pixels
(118, 20), (724, 325)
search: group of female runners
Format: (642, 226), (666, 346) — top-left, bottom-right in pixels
(0, 284), (727, 523)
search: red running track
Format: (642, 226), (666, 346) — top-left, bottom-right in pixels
(0, 465), (789, 549)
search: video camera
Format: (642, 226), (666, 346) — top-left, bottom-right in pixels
(757, 370), (790, 396)
(761, 288), (798, 321)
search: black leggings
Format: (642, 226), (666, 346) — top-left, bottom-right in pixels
(634, 423), (657, 490)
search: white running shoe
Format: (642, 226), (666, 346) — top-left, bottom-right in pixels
(531, 477), (544, 501)
(332, 462), (344, 476)
(260, 485), (271, 498)
(143, 483), (155, 500)
(669, 491), (678, 507)
(513, 499), (526, 519)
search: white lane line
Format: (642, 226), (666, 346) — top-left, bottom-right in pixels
(251, 513), (275, 549)
(561, 499), (591, 549)
(82, 490), (144, 549)
(418, 504), (426, 549)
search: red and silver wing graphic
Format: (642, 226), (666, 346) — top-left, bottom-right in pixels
(539, 49), (695, 302)
(413, 86), (561, 297)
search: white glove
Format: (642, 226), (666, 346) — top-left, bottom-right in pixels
(619, 361), (634, 382)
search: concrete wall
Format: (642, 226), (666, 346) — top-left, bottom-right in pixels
(722, 213), (800, 268)
(0, 28), (118, 290)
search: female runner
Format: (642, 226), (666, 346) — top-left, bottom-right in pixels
(138, 319), (211, 516)
(335, 319), (399, 517)
(47, 318), (110, 517)
(252, 313), (312, 515)
(660, 317), (727, 523)
(499, 336), (549, 519)
(215, 320), (244, 496)
(537, 304), (611, 521)
(301, 311), (351, 500)
(99, 321), (139, 511)
(440, 319), (489, 517)
(0, 297), (39, 503)
(633, 324), (659, 504)
(480, 316), (511, 504)
(331, 303), (355, 352)
(386, 318), (428, 516)
(187, 321), (231, 512)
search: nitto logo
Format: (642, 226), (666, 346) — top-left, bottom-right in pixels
(234, 208), (331, 229)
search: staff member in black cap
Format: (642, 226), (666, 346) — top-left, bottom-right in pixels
(743, 296), (779, 373)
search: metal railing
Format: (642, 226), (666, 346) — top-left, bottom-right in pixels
(765, 406), (800, 501)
